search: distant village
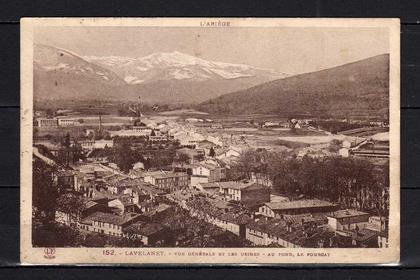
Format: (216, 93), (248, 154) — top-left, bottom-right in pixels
(32, 107), (390, 248)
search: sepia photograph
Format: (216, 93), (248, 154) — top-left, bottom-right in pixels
(20, 18), (400, 264)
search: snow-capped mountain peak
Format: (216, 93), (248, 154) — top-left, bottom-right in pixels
(84, 55), (136, 67)
(84, 51), (289, 84)
(34, 45), (290, 104)
(138, 51), (216, 68)
(34, 44), (125, 85)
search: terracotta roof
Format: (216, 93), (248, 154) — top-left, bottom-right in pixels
(219, 213), (251, 225)
(202, 181), (265, 191)
(82, 212), (139, 226)
(352, 228), (379, 243)
(142, 204), (172, 217)
(110, 194), (135, 206)
(85, 200), (99, 209)
(132, 184), (165, 196)
(247, 218), (331, 246)
(265, 199), (336, 211)
(118, 177), (146, 187)
(196, 162), (219, 171)
(91, 189), (118, 201)
(285, 215), (316, 224)
(145, 171), (187, 179)
(198, 140), (216, 148)
(327, 209), (369, 219)
(198, 182), (221, 189)
(104, 174), (127, 185)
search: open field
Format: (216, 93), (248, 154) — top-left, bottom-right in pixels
(158, 109), (209, 116)
(277, 135), (347, 144)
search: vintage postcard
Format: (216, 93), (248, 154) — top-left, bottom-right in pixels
(20, 18), (400, 264)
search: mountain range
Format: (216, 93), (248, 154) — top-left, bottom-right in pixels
(84, 51), (286, 84)
(34, 45), (287, 104)
(33, 44), (389, 118)
(198, 54), (390, 118)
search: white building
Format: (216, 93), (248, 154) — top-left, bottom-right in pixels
(190, 162), (226, 187)
(36, 118), (58, 127)
(79, 140), (114, 150)
(57, 118), (79, 126)
(326, 209), (370, 233)
(143, 171), (188, 192)
(79, 212), (140, 237)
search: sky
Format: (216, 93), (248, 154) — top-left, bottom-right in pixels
(34, 26), (389, 75)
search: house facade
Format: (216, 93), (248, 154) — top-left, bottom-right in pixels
(219, 181), (270, 206)
(79, 212), (141, 237)
(327, 209), (371, 232)
(144, 171), (189, 192)
(190, 163), (226, 187)
(259, 199), (338, 217)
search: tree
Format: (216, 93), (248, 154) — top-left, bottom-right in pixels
(328, 139), (342, 153)
(71, 139), (84, 163)
(230, 149), (389, 215)
(32, 221), (82, 247)
(111, 142), (136, 173)
(46, 109), (54, 118)
(175, 153), (190, 166)
(32, 159), (59, 224)
(103, 132), (112, 140)
(31, 158), (86, 247)
(63, 132), (71, 148)
(56, 193), (86, 228)
(94, 131), (103, 140)
(57, 133), (72, 167)
(83, 233), (108, 247)
(209, 147), (215, 157)
(118, 236), (145, 247)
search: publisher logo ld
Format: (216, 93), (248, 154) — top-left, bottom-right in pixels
(44, 248), (56, 259)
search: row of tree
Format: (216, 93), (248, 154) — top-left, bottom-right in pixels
(229, 149), (389, 217)
(38, 132), (183, 173)
(108, 141), (179, 173)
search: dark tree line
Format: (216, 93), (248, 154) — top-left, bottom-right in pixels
(32, 157), (85, 247)
(230, 149), (389, 217)
(108, 141), (179, 173)
(32, 156), (146, 247)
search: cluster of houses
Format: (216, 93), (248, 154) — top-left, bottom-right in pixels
(41, 139), (389, 249)
(53, 165), (182, 246)
(34, 112), (389, 248)
(167, 180), (389, 248)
